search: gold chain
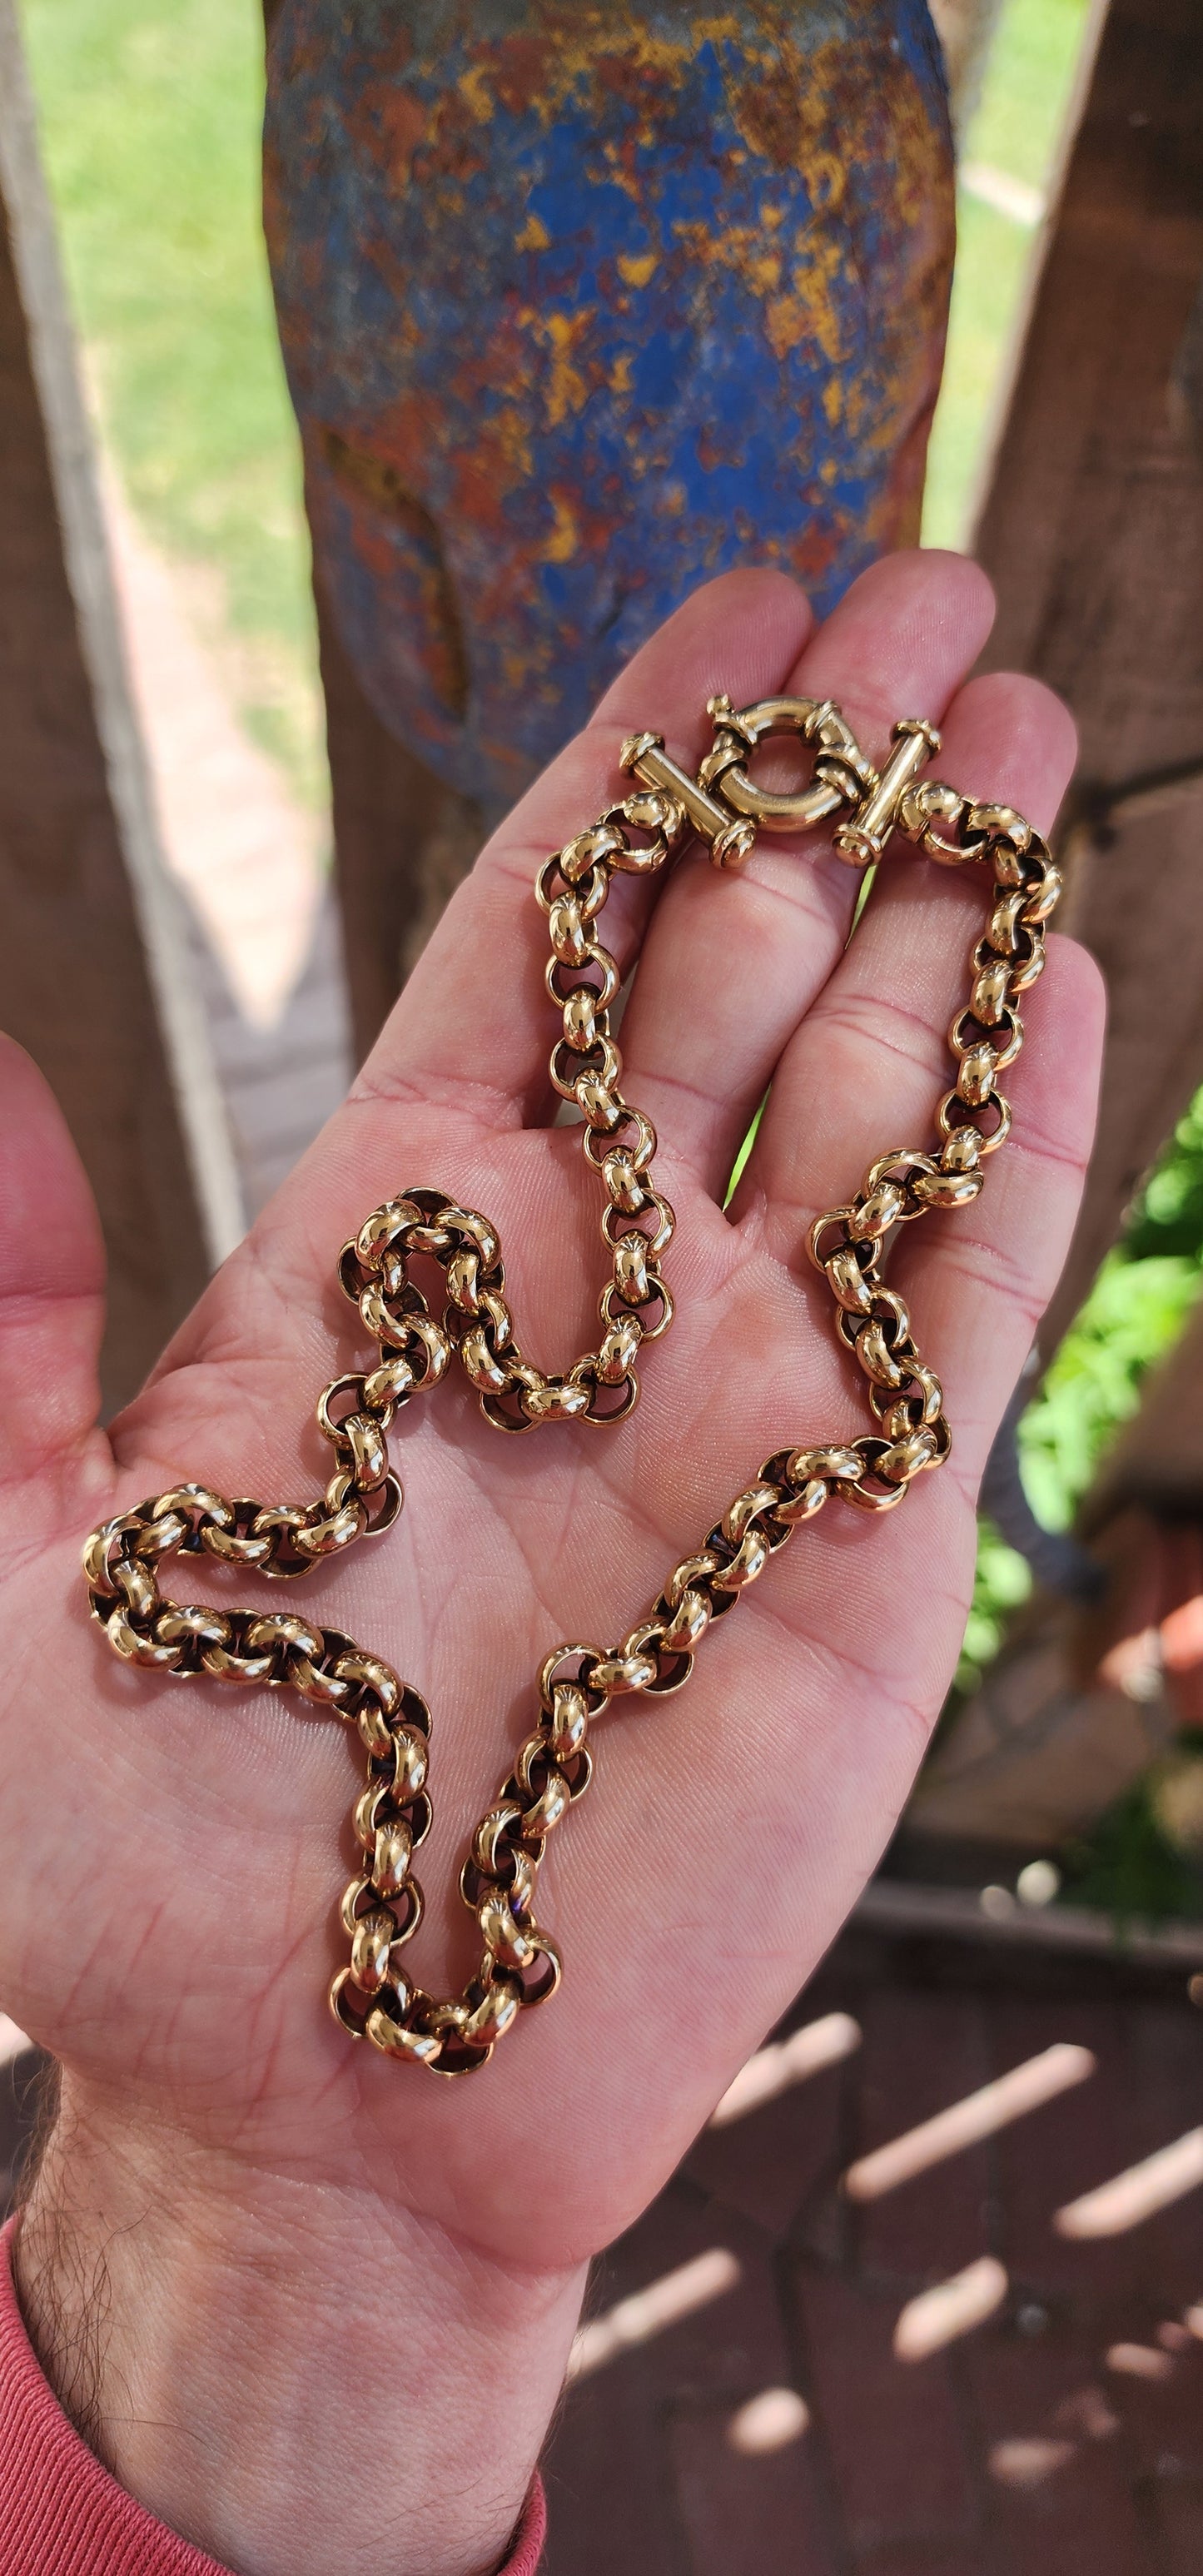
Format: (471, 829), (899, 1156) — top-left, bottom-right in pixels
(83, 699), (1061, 2076)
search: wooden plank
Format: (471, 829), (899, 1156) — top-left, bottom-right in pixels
(972, 0), (1203, 1360)
(0, 1), (242, 1410)
(313, 574), (480, 1066)
(183, 881), (350, 1221)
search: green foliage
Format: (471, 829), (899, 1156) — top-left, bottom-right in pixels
(952, 1088), (1203, 1720)
(1019, 1093), (1203, 1530)
(1059, 1737), (1203, 1926)
(1019, 1253), (1202, 1530)
(955, 1518), (1031, 1700)
(947, 1088), (1203, 1911)
(1124, 1085), (1203, 1264)
(19, 0), (323, 802)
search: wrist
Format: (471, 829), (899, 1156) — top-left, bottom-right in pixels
(15, 2081), (581, 2576)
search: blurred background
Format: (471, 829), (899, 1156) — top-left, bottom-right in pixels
(3, 0), (1203, 2565)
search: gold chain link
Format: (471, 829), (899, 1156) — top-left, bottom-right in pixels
(83, 700), (1061, 2076)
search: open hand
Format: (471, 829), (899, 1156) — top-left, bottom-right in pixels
(2, 555), (1102, 2576)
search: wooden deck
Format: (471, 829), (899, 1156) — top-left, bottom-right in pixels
(5, 1927), (1202, 2572)
(539, 1930), (1203, 2575)
(178, 881), (350, 1225)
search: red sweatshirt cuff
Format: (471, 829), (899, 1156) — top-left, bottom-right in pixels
(0, 2217), (545, 2574)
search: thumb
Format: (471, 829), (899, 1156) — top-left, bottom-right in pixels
(0, 1035), (107, 1514)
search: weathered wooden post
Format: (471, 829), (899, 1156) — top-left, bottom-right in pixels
(264, 0), (956, 1057)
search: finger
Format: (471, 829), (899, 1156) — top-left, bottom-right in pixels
(616, 548), (996, 1198)
(743, 669), (1080, 1231)
(889, 930), (1103, 1500)
(352, 567), (815, 1131)
(0, 1035), (108, 1515)
(742, 668), (1103, 1484)
(125, 570), (813, 1434)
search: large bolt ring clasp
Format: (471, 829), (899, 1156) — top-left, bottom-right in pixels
(620, 695), (942, 873)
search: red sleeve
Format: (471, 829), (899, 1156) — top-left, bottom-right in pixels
(0, 2220), (545, 2574)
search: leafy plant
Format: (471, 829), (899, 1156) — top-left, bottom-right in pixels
(1059, 1737), (1203, 1926)
(955, 1087), (1203, 1913)
(1018, 1251), (1201, 1531)
(1017, 1084), (1203, 1529)
(955, 1517), (1031, 1699)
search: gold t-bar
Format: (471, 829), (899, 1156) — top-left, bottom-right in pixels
(622, 702), (942, 874)
(619, 729), (758, 869)
(833, 719), (941, 865)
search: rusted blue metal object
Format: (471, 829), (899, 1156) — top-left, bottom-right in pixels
(265, 2), (953, 816)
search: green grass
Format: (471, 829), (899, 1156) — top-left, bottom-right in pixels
(966, 0), (1094, 191)
(922, 194), (1031, 553)
(19, 0), (324, 803)
(922, 0), (1094, 549)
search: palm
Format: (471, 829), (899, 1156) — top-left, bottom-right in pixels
(0, 559), (1100, 2280)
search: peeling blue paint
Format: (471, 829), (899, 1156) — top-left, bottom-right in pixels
(266, 2), (953, 813)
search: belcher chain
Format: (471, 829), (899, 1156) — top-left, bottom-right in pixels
(84, 694), (1061, 2076)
